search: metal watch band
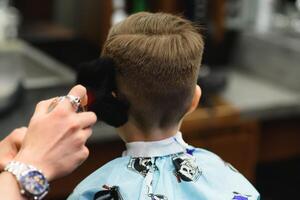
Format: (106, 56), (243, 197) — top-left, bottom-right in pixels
(4, 161), (49, 200)
(4, 161), (36, 179)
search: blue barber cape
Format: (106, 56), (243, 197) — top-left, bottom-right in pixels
(67, 132), (260, 200)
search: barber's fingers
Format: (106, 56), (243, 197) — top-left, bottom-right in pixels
(54, 85), (88, 112)
(68, 84), (87, 99)
(67, 84), (88, 108)
(76, 112), (97, 129)
(9, 127), (27, 149)
(81, 128), (93, 141)
(32, 98), (56, 118)
(73, 129), (92, 154)
(76, 146), (90, 166)
(32, 85), (88, 119)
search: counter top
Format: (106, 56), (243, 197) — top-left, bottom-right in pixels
(222, 69), (300, 121)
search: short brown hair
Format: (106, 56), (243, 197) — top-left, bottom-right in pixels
(102, 12), (204, 131)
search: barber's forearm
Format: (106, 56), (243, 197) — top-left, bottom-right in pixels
(0, 172), (26, 200)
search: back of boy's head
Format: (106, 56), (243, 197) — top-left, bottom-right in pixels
(102, 12), (204, 131)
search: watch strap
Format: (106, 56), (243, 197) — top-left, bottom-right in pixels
(4, 161), (36, 179)
(4, 161), (49, 200)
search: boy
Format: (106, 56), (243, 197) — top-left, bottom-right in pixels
(68, 12), (260, 200)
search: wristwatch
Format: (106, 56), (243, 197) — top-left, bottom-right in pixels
(4, 161), (49, 200)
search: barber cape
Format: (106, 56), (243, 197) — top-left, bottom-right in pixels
(67, 132), (260, 200)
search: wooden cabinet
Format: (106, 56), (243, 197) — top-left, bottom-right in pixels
(259, 117), (300, 162)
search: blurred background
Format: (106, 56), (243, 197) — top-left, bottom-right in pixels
(1, 0), (300, 199)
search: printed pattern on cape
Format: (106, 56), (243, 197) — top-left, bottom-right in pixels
(93, 185), (124, 200)
(172, 153), (201, 182)
(127, 157), (168, 200)
(232, 192), (252, 200)
(148, 194), (168, 200)
(127, 157), (155, 177)
(144, 163), (168, 200)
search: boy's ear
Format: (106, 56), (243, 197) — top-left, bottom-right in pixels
(186, 85), (201, 115)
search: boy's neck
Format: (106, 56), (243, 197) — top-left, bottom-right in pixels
(117, 121), (182, 143)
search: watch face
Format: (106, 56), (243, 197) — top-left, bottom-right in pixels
(20, 170), (49, 196)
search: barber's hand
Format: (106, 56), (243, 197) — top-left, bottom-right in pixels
(14, 85), (97, 181)
(0, 127), (27, 171)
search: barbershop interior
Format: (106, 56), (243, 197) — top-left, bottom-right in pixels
(1, 0), (300, 199)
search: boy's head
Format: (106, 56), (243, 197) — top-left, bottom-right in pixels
(102, 12), (204, 132)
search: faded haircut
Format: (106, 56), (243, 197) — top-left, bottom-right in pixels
(102, 12), (204, 131)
